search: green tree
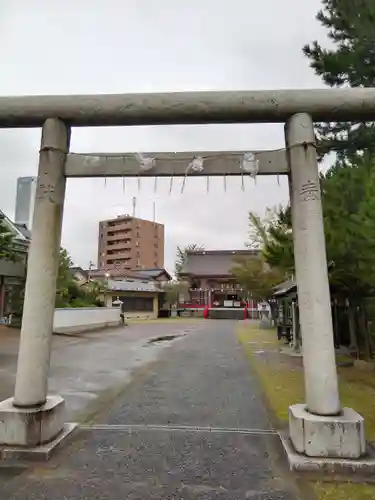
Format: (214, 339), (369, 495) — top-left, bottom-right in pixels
(56, 248), (106, 308)
(322, 158), (375, 357)
(322, 157), (375, 295)
(10, 247), (105, 321)
(247, 208), (294, 276)
(231, 254), (285, 324)
(0, 213), (20, 262)
(246, 208), (277, 250)
(246, 158), (375, 357)
(248, 163), (375, 297)
(175, 243), (204, 276)
(231, 254), (284, 303)
(79, 279), (107, 307)
(303, 0), (375, 161)
(163, 280), (190, 307)
(55, 248), (75, 307)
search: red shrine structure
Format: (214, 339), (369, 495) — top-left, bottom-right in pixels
(177, 249), (261, 316)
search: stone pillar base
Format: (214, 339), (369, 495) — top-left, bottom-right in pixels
(289, 403), (366, 458)
(0, 395), (66, 447)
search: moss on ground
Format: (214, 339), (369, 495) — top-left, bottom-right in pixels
(237, 323), (375, 500)
(313, 482), (375, 500)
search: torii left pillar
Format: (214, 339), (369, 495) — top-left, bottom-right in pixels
(0, 118), (76, 454)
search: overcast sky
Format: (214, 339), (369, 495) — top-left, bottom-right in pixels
(0, 0), (329, 273)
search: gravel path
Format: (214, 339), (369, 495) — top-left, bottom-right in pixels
(3, 320), (299, 499)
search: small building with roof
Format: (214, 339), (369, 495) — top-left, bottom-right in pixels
(272, 262), (350, 350)
(69, 266), (171, 319)
(104, 276), (161, 319)
(70, 266), (171, 319)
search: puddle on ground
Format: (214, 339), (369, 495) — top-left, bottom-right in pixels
(146, 334), (182, 345)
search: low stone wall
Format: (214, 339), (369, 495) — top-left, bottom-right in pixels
(53, 307), (121, 334)
(209, 308), (245, 320)
(179, 309), (204, 318)
(123, 311), (158, 320)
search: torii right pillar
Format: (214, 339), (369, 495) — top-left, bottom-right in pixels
(285, 113), (365, 459)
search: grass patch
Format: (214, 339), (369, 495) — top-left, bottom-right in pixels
(237, 323), (375, 500)
(314, 482), (375, 500)
(238, 326), (304, 422)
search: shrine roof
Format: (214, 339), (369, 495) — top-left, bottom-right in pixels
(179, 249), (259, 277)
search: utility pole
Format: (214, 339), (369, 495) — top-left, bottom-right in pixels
(88, 260), (94, 281)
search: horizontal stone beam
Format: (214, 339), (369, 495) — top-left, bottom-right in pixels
(64, 150), (289, 178)
(0, 88), (375, 128)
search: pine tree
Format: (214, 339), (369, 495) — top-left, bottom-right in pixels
(322, 156), (375, 295)
(244, 159), (375, 299)
(303, 0), (375, 161)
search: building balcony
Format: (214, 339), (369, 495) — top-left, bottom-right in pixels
(106, 243), (131, 252)
(105, 252), (132, 261)
(107, 222), (132, 232)
(106, 230), (132, 240)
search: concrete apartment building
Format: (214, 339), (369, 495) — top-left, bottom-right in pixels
(97, 215), (164, 271)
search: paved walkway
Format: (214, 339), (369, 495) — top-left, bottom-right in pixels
(2, 321), (299, 499)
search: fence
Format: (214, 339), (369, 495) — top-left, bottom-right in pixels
(53, 306), (121, 333)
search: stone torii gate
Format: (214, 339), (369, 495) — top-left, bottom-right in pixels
(0, 88), (374, 464)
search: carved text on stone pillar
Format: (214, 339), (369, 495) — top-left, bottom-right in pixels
(299, 180), (319, 202)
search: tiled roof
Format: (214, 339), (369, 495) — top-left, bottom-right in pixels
(87, 268), (142, 279)
(272, 262), (335, 298)
(179, 249), (260, 277)
(107, 278), (159, 293)
(273, 278), (296, 297)
(88, 267), (172, 281)
(0, 209), (29, 243)
(70, 267), (89, 279)
(132, 268), (172, 280)
(14, 223), (31, 240)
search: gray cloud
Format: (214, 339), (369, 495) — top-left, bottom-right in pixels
(0, 0), (327, 272)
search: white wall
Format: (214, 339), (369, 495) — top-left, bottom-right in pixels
(53, 307), (121, 334)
